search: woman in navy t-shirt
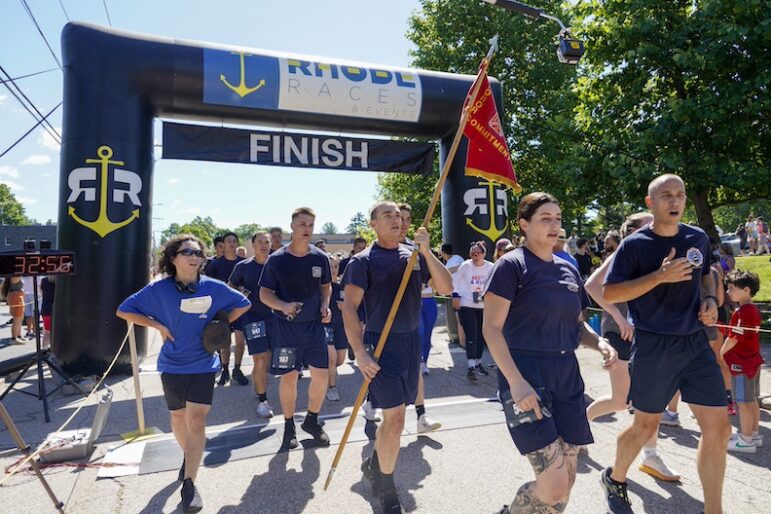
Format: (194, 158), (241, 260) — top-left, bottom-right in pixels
(483, 192), (616, 514)
(117, 234), (249, 512)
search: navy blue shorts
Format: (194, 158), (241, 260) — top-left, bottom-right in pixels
(365, 330), (420, 410)
(604, 331), (632, 361)
(497, 350), (593, 455)
(324, 324), (348, 350)
(240, 317), (272, 355)
(629, 329), (726, 413)
(271, 318), (327, 375)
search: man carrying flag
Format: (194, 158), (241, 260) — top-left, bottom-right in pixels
(324, 37), (517, 512)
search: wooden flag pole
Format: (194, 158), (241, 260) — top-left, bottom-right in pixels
(323, 37), (497, 491)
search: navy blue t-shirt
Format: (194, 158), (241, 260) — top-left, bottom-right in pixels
(205, 255), (244, 283)
(484, 247), (589, 353)
(343, 243), (430, 334)
(330, 282), (345, 326)
(229, 258), (272, 321)
(604, 223), (710, 336)
(338, 256), (352, 277)
(258, 245), (331, 323)
(118, 276), (250, 374)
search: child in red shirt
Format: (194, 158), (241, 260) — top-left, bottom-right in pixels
(721, 270), (764, 453)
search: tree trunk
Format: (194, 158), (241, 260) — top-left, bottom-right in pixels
(691, 188), (719, 245)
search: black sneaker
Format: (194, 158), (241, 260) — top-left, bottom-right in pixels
(232, 367), (249, 386)
(361, 456), (380, 495)
(475, 364), (489, 376)
(217, 367), (230, 386)
(178, 457), (185, 482)
(467, 368), (478, 382)
(600, 467), (634, 514)
(448, 339), (461, 349)
(497, 507), (511, 514)
(378, 480), (403, 513)
(282, 424), (298, 450)
(301, 418), (330, 445)
(180, 478), (202, 513)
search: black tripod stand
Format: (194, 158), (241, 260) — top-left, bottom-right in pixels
(1, 277), (87, 422)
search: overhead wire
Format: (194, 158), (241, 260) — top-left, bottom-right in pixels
(0, 67), (57, 84)
(102, 0), (113, 27)
(0, 65), (62, 143)
(18, 0), (63, 70)
(58, 0), (70, 22)
(0, 102), (62, 160)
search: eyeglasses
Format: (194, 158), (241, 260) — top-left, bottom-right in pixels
(470, 252), (483, 257)
(176, 248), (204, 257)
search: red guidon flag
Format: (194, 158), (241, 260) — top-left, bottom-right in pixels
(462, 74), (521, 193)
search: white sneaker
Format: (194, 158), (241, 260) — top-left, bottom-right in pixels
(753, 434), (763, 448)
(420, 362), (430, 375)
(417, 413), (441, 434)
(326, 387), (340, 401)
(639, 455), (681, 481)
(256, 400), (274, 418)
(13, 337), (27, 345)
(728, 436), (756, 453)
(362, 401), (381, 422)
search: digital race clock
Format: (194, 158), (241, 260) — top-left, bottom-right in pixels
(0, 251), (76, 277)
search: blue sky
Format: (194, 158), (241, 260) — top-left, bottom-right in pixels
(0, 0), (424, 235)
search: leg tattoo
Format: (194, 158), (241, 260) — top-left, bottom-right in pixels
(525, 440), (563, 474)
(560, 441), (579, 490)
(510, 482), (566, 514)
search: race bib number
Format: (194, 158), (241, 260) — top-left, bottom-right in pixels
(272, 347), (297, 370)
(244, 320), (266, 341)
(179, 296), (212, 314)
(472, 291), (482, 304)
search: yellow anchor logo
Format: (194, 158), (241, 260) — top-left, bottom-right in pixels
(221, 52), (266, 98)
(466, 180), (509, 242)
(68, 145), (140, 238)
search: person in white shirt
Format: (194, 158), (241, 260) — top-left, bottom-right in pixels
(452, 242), (495, 381)
(441, 243), (465, 349)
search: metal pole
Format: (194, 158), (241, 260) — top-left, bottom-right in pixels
(127, 323), (146, 434)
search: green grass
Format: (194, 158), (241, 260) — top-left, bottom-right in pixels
(734, 255), (771, 302)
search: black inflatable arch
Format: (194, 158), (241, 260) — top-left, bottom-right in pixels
(56, 23), (511, 374)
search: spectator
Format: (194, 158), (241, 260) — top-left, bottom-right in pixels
(566, 229), (579, 256)
(553, 229), (579, 269)
(745, 215), (758, 254)
(756, 217), (769, 255)
(440, 243), (465, 349)
(41, 275), (55, 350)
(736, 222), (747, 254)
(2, 277), (26, 344)
(574, 238), (594, 279)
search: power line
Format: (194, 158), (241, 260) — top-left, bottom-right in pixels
(0, 67), (57, 84)
(102, 0), (112, 27)
(0, 65), (62, 144)
(58, 0), (70, 21)
(18, 0), (63, 70)
(0, 102), (62, 160)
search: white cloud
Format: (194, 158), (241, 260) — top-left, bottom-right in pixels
(22, 154), (51, 165)
(0, 94), (7, 106)
(0, 179), (25, 192)
(0, 165), (19, 178)
(39, 127), (62, 151)
(166, 178), (180, 185)
(16, 196), (36, 205)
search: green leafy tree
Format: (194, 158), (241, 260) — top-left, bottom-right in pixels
(376, 172), (443, 245)
(160, 216), (220, 248)
(0, 184), (32, 225)
(408, 0), (588, 228)
(233, 223), (266, 243)
(321, 222), (338, 235)
(572, 0), (770, 242)
(345, 212), (369, 235)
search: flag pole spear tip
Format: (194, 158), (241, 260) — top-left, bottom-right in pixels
(488, 35), (499, 57)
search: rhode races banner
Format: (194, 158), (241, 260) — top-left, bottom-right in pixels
(162, 122), (435, 174)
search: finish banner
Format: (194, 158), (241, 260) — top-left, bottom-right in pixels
(162, 122), (435, 174)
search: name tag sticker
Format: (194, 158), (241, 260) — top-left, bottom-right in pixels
(312, 266), (322, 278)
(179, 296), (212, 314)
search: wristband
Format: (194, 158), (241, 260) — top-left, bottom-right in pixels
(704, 295), (718, 304)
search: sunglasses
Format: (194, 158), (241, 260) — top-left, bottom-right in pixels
(176, 248), (204, 257)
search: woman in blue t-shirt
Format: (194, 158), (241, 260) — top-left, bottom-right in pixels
(483, 192), (617, 514)
(117, 234), (249, 513)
